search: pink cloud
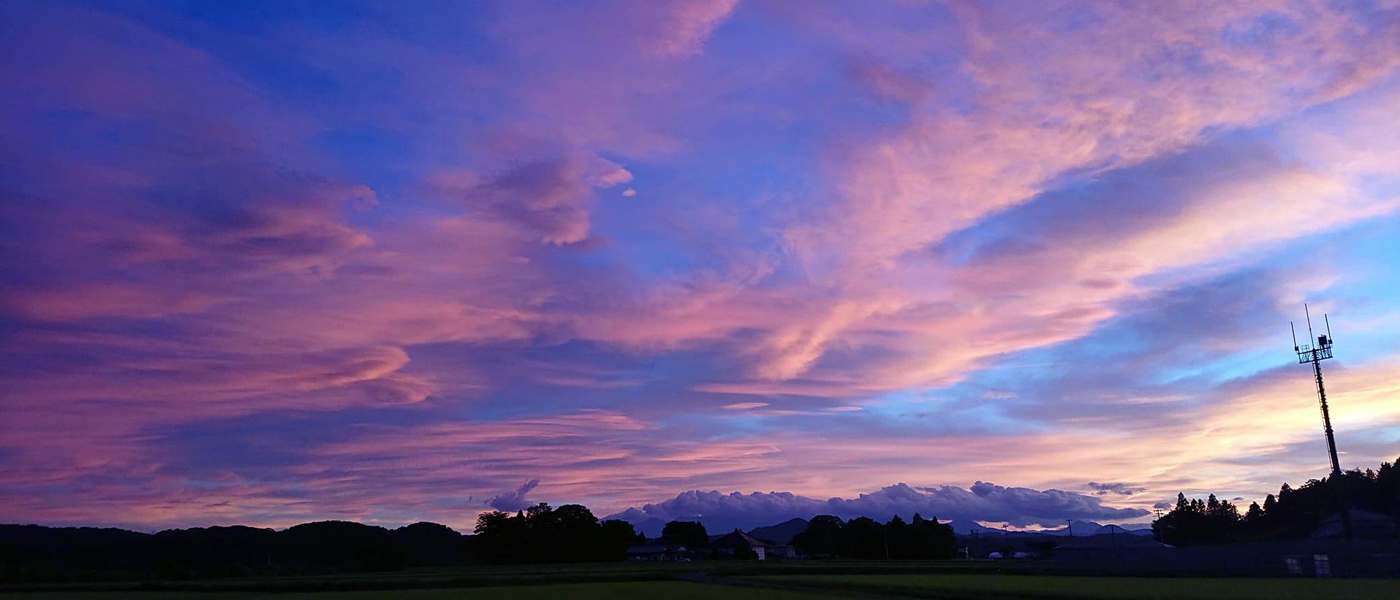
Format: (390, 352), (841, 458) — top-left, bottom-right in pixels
(636, 0), (741, 58)
(433, 155), (632, 245)
(2, 0), (1399, 532)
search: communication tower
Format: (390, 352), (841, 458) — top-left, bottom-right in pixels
(1291, 304), (1341, 477)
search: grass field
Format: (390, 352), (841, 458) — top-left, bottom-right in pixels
(0, 581), (838, 600)
(5, 564), (1398, 599)
(755, 573), (1400, 600)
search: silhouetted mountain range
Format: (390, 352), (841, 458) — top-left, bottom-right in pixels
(1045, 521), (1154, 537)
(626, 517), (669, 538)
(946, 519), (1000, 536)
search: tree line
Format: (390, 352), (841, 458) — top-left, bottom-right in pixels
(470, 503), (641, 563)
(0, 520), (469, 582)
(791, 514), (956, 559)
(1, 503), (649, 583)
(1152, 456), (1400, 545)
(2, 502), (967, 582)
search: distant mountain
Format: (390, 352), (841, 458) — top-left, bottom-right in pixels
(1042, 520), (1103, 536)
(747, 518), (807, 544)
(1097, 523), (1154, 537)
(947, 519), (1001, 536)
(1045, 521), (1154, 537)
(628, 517), (668, 538)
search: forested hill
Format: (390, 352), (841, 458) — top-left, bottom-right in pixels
(0, 520), (468, 582)
(1152, 457), (1400, 545)
(1, 503), (643, 583)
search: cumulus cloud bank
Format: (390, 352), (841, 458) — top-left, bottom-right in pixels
(607, 482), (1148, 534)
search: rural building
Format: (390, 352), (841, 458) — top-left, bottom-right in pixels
(709, 529), (772, 560)
(1311, 508), (1399, 540)
(766, 544), (797, 559)
(624, 543), (691, 562)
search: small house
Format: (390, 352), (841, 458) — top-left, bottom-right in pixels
(709, 529), (771, 560)
(624, 543), (690, 562)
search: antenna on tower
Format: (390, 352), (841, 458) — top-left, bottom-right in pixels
(1291, 304), (1340, 477)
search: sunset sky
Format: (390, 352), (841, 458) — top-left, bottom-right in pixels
(3, 0), (1400, 533)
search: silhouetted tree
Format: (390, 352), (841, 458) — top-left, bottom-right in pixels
(908, 513), (956, 559)
(886, 515), (913, 558)
(473, 510), (528, 563)
(790, 514), (954, 560)
(1244, 501), (1265, 524)
(597, 520), (644, 561)
(471, 503), (640, 564)
(660, 521), (708, 549)
(791, 515), (845, 557)
(845, 517), (886, 559)
(3, 503), (643, 582)
(1154, 457), (1400, 545)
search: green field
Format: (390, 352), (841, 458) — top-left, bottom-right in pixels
(5, 565), (1398, 600)
(0, 581), (835, 600)
(754, 573), (1400, 600)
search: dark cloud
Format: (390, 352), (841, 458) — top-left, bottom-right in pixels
(607, 482), (1148, 534)
(489, 479), (541, 512)
(1087, 481), (1145, 496)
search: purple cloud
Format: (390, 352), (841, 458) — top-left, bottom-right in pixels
(1087, 482), (1146, 496)
(442, 155), (632, 245)
(607, 482), (1148, 534)
(489, 479), (542, 512)
(1, 0), (1399, 533)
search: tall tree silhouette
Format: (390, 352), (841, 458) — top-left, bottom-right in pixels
(791, 514), (954, 560)
(1154, 457), (1400, 545)
(472, 503), (640, 563)
(660, 521), (708, 549)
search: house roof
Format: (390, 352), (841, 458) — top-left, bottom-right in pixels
(710, 529), (771, 548)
